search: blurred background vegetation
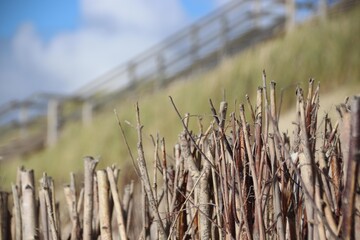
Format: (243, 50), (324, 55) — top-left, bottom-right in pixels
(0, 4), (359, 190)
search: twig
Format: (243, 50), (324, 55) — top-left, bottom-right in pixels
(0, 192), (10, 240)
(114, 109), (140, 177)
(161, 138), (171, 227)
(169, 96), (217, 171)
(97, 170), (112, 240)
(135, 102), (167, 239)
(239, 104), (266, 240)
(41, 174), (59, 240)
(64, 173), (81, 240)
(107, 167), (128, 239)
(83, 156), (99, 240)
(341, 96), (360, 240)
(20, 169), (37, 240)
(11, 184), (22, 240)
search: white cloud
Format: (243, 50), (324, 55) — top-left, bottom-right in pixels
(212, 0), (231, 7)
(0, 0), (189, 103)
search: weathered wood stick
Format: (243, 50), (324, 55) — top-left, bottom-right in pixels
(269, 136), (285, 240)
(0, 192), (10, 240)
(135, 103), (167, 239)
(341, 96), (360, 240)
(239, 104), (266, 240)
(11, 184), (22, 240)
(298, 93), (315, 239)
(39, 188), (49, 240)
(21, 169), (38, 240)
(93, 174), (100, 237)
(107, 167), (127, 240)
(41, 173), (59, 240)
(77, 187), (84, 216)
(161, 138), (171, 227)
(125, 181), (134, 234)
(83, 156), (99, 240)
(64, 173), (81, 240)
(97, 170), (112, 240)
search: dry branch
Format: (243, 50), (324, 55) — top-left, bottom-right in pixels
(0, 192), (10, 240)
(135, 102), (167, 239)
(97, 170), (112, 240)
(341, 96), (360, 240)
(107, 167), (128, 240)
(83, 156), (99, 240)
(11, 184), (22, 240)
(239, 104), (266, 240)
(1, 73), (358, 240)
(64, 173), (81, 240)
(20, 169), (38, 240)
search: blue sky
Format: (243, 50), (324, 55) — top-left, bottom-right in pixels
(0, 0), (226, 104)
(0, 1), (80, 41)
(0, 0), (218, 41)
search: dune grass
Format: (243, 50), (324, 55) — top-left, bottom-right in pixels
(0, 6), (359, 190)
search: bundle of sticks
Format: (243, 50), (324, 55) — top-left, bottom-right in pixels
(134, 73), (359, 240)
(0, 72), (359, 240)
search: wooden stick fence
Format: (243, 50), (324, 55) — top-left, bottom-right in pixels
(0, 74), (359, 239)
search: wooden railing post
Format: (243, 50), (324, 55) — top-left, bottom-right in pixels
(19, 104), (28, 138)
(318, 0), (327, 22)
(254, 0), (261, 27)
(47, 99), (60, 147)
(190, 26), (199, 70)
(220, 14), (229, 59)
(157, 53), (166, 88)
(82, 101), (93, 126)
(286, 0), (296, 31)
(127, 62), (137, 84)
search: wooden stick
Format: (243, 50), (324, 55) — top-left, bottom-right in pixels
(39, 187), (49, 240)
(135, 102), (167, 239)
(161, 138), (170, 226)
(64, 173), (81, 240)
(341, 96), (360, 240)
(153, 134), (159, 206)
(141, 183), (150, 239)
(255, 87), (263, 185)
(298, 93), (315, 239)
(125, 181), (134, 234)
(77, 187), (84, 217)
(97, 170), (112, 240)
(114, 109), (140, 177)
(20, 169), (38, 240)
(198, 142), (212, 239)
(269, 105), (340, 240)
(234, 169), (253, 240)
(92, 174), (100, 237)
(11, 184), (22, 240)
(49, 177), (61, 239)
(16, 166), (24, 196)
(269, 136), (285, 240)
(41, 174), (59, 240)
(246, 94), (255, 122)
(239, 104), (266, 240)
(107, 167), (128, 240)
(83, 156), (99, 240)
(169, 96), (216, 170)
(0, 192), (10, 240)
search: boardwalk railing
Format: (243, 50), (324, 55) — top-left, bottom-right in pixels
(0, 0), (355, 160)
(76, 0), (286, 97)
